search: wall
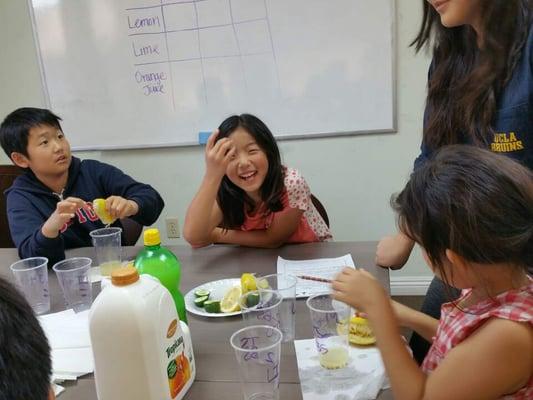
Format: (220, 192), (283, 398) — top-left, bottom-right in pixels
(0, 0), (433, 292)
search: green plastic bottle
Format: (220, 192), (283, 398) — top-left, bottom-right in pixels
(134, 228), (187, 323)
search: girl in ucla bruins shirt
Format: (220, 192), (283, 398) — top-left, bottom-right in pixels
(376, 0), (532, 363)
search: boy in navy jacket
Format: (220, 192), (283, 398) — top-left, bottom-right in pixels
(0, 107), (164, 265)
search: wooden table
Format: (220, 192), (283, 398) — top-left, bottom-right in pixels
(0, 242), (393, 399)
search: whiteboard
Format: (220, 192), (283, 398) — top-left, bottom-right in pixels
(30, 0), (396, 150)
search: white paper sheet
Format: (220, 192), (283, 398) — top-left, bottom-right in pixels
(39, 309), (94, 396)
(39, 309), (91, 349)
(277, 254), (356, 297)
(53, 383), (65, 397)
(52, 346), (94, 376)
(294, 338), (389, 400)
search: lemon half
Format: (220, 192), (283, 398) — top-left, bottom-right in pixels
(220, 285), (242, 313)
(93, 198), (116, 225)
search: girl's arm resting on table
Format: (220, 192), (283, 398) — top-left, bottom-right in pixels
(391, 300), (439, 342)
(372, 302), (532, 400)
(212, 207), (303, 248)
(183, 175), (223, 247)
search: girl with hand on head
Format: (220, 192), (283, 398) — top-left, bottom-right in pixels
(334, 146), (533, 400)
(376, 0), (533, 362)
(183, 114), (331, 248)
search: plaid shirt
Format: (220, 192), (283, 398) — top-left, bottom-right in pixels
(422, 278), (533, 399)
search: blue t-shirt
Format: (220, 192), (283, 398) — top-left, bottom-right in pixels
(415, 24), (533, 170)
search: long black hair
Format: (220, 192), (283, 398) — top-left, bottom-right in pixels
(392, 145), (533, 287)
(411, 0), (532, 150)
(216, 114), (285, 229)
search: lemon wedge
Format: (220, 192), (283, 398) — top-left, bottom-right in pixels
(93, 198), (116, 225)
(240, 273), (257, 294)
(220, 285), (242, 313)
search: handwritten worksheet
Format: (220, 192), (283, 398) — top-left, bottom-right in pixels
(276, 254), (356, 298)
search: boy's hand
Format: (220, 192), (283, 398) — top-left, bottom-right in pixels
(42, 197), (88, 238)
(331, 267), (388, 314)
(205, 130), (236, 180)
(105, 196), (139, 219)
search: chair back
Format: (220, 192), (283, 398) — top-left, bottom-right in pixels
(0, 165), (25, 247)
(310, 194), (329, 228)
(120, 217), (143, 246)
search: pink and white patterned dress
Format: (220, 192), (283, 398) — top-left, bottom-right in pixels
(422, 278), (533, 399)
(240, 167), (332, 243)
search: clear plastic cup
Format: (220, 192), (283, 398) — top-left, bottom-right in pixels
(9, 257), (50, 315)
(52, 257), (93, 312)
(230, 325), (283, 400)
(89, 227), (122, 276)
(240, 289), (283, 334)
(306, 293), (351, 369)
(256, 274), (297, 342)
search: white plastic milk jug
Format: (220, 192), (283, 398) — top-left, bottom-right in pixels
(89, 265), (195, 400)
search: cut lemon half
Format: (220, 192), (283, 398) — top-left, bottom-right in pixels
(240, 273), (257, 294)
(220, 285), (242, 313)
(93, 198), (116, 225)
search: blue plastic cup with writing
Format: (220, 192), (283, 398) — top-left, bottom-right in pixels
(306, 293), (351, 369)
(53, 257), (93, 312)
(240, 289), (283, 335)
(10, 257), (50, 315)
(230, 325), (283, 400)
(256, 274), (297, 342)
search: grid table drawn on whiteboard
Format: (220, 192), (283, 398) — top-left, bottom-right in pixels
(127, 0), (281, 109)
(30, 0), (396, 149)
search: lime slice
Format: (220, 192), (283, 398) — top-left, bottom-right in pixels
(194, 289), (210, 298)
(220, 286), (242, 313)
(203, 300), (220, 313)
(241, 273), (257, 294)
(246, 292), (260, 308)
(93, 198), (116, 225)
(194, 296), (209, 308)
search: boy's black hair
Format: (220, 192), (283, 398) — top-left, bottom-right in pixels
(215, 114), (285, 229)
(0, 107), (63, 159)
(0, 276), (52, 400)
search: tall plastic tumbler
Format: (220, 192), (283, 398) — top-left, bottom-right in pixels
(256, 274), (297, 342)
(306, 293), (351, 369)
(230, 325), (283, 400)
(10, 257), (50, 315)
(90, 227), (122, 276)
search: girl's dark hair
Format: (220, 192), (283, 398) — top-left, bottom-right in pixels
(216, 114), (284, 229)
(392, 145), (533, 285)
(411, 0), (532, 150)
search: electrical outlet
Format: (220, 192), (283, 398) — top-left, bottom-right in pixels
(165, 218), (180, 238)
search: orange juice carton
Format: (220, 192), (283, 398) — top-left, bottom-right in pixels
(89, 266), (195, 400)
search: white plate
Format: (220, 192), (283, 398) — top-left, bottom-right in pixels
(185, 278), (241, 317)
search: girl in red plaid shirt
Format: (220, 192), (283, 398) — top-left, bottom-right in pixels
(333, 145), (532, 400)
